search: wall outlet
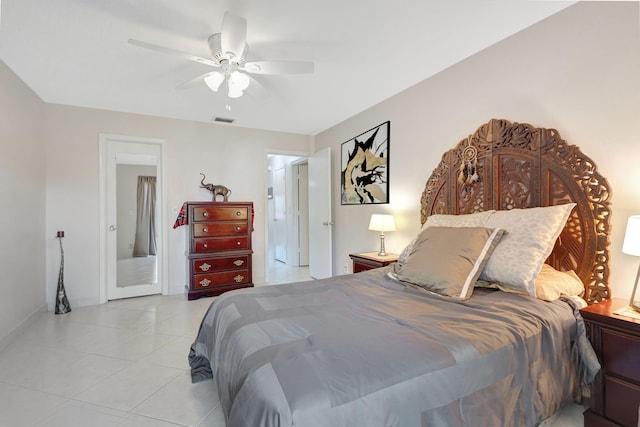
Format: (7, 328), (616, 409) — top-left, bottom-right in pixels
(343, 263), (348, 273)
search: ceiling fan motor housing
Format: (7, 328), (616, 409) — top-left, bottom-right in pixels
(208, 33), (248, 64)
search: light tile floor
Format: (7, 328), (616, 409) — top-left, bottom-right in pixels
(0, 263), (586, 426)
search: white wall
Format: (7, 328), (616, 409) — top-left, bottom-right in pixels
(44, 105), (312, 307)
(0, 60), (46, 342)
(315, 2), (640, 301)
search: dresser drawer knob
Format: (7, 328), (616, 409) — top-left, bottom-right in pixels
(235, 226), (241, 231)
(203, 212), (209, 217)
(235, 211), (241, 216)
(233, 275), (244, 283)
(203, 227), (208, 233)
(199, 263), (211, 271)
(199, 278), (211, 287)
(236, 241), (241, 246)
(203, 243), (208, 249)
(233, 259), (244, 266)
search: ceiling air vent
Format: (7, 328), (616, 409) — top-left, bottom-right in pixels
(213, 117), (235, 124)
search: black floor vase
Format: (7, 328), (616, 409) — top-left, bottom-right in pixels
(55, 236), (71, 314)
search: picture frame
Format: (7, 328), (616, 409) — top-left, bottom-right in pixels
(341, 121), (390, 205)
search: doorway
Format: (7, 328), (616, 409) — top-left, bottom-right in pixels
(267, 154), (310, 284)
(99, 134), (167, 302)
(265, 149), (332, 283)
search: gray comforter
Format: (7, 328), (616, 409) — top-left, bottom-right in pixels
(189, 269), (599, 427)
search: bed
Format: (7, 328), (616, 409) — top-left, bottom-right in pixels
(190, 118), (611, 427)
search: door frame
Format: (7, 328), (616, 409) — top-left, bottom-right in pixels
(292, 158), (309, 266)
(98, 134), (168, 303)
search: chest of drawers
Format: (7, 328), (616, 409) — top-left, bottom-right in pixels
(185, 201), (253, 300)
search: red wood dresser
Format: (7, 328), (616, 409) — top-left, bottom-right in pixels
(185, 201), (253, 300)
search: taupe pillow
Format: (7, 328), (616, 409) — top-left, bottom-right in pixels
(395, 226), (505, 300)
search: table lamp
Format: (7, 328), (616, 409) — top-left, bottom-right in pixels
(369, 214), (396, 256)
(622, 215), (640, 311)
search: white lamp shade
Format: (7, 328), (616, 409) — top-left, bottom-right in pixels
(228, 71), (250, 91)
(368, 214), (396, 232)
(204, 72), (224, 92)
(227, 87), (244, 98)
(623, 215), (640, 256)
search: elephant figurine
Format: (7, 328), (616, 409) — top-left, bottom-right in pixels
(200, 173), (232, 202)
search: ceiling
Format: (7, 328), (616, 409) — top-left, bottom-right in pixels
(0, 0), (575, 135)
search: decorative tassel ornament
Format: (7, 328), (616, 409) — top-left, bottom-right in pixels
(458, 143), (479, 186)
(55, 233), (71, 314)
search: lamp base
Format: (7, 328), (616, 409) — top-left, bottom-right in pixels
(378, 233), (386, 257)
(628, 262), (640, 314)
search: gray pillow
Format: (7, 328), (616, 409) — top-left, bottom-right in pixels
(395, 226), (505, 300)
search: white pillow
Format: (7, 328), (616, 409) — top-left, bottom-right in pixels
(479, 204), (576, 297)
(424, 210), (495, 228)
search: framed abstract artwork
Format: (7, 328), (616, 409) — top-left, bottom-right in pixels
(341, 121), (390, 205)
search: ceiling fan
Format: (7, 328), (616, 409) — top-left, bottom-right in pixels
(128, 11), (314, 99)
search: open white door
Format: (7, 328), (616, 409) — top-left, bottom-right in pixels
(308, 147), (332, 279)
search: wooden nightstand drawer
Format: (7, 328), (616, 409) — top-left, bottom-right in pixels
(604, 375), (640, 427)
(581, 298), (640, 427)
(349, 252), (398, 273)
(602, 329), (640, 383)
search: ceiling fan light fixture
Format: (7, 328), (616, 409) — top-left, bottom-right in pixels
(227, 86), (244, 98)
(204, 72), (225, 92)
(228, 71), (250, 91)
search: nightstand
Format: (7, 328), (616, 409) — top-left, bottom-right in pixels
(580, 298), (640, 427)
(349, 252), (398, 273)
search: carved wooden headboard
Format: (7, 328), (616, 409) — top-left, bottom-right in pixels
(420, 119), (612, 303)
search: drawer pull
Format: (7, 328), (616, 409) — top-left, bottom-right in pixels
(199, 263), (211, 271)
(199, 278), (211, 287)
(235, 226), (241, 231)
(236, 241), (241, 246)
(233, 275), (244, 283)
(235, 211), (241, 216)
(203, 243), (208, 249)
(203, 227), (208, 233)
(203, 212), (209, 217)
(233, 259), (244, 266)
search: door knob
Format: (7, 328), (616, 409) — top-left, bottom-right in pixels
(322, 221), (334, 226)
(109, 225), (117, 231)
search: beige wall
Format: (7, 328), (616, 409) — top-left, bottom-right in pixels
(44, 105), (311, 307)
(0, 60), (46, 342)
(315, 2), (640, 301)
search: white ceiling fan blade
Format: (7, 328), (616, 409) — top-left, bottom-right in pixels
(220, 12), (247, 60)
(128, 38), (219, 68)
(245, 75), (270, 100)
(242, 61), (314, 75)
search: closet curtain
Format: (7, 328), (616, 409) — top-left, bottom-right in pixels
(133, 176), (157, 257)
